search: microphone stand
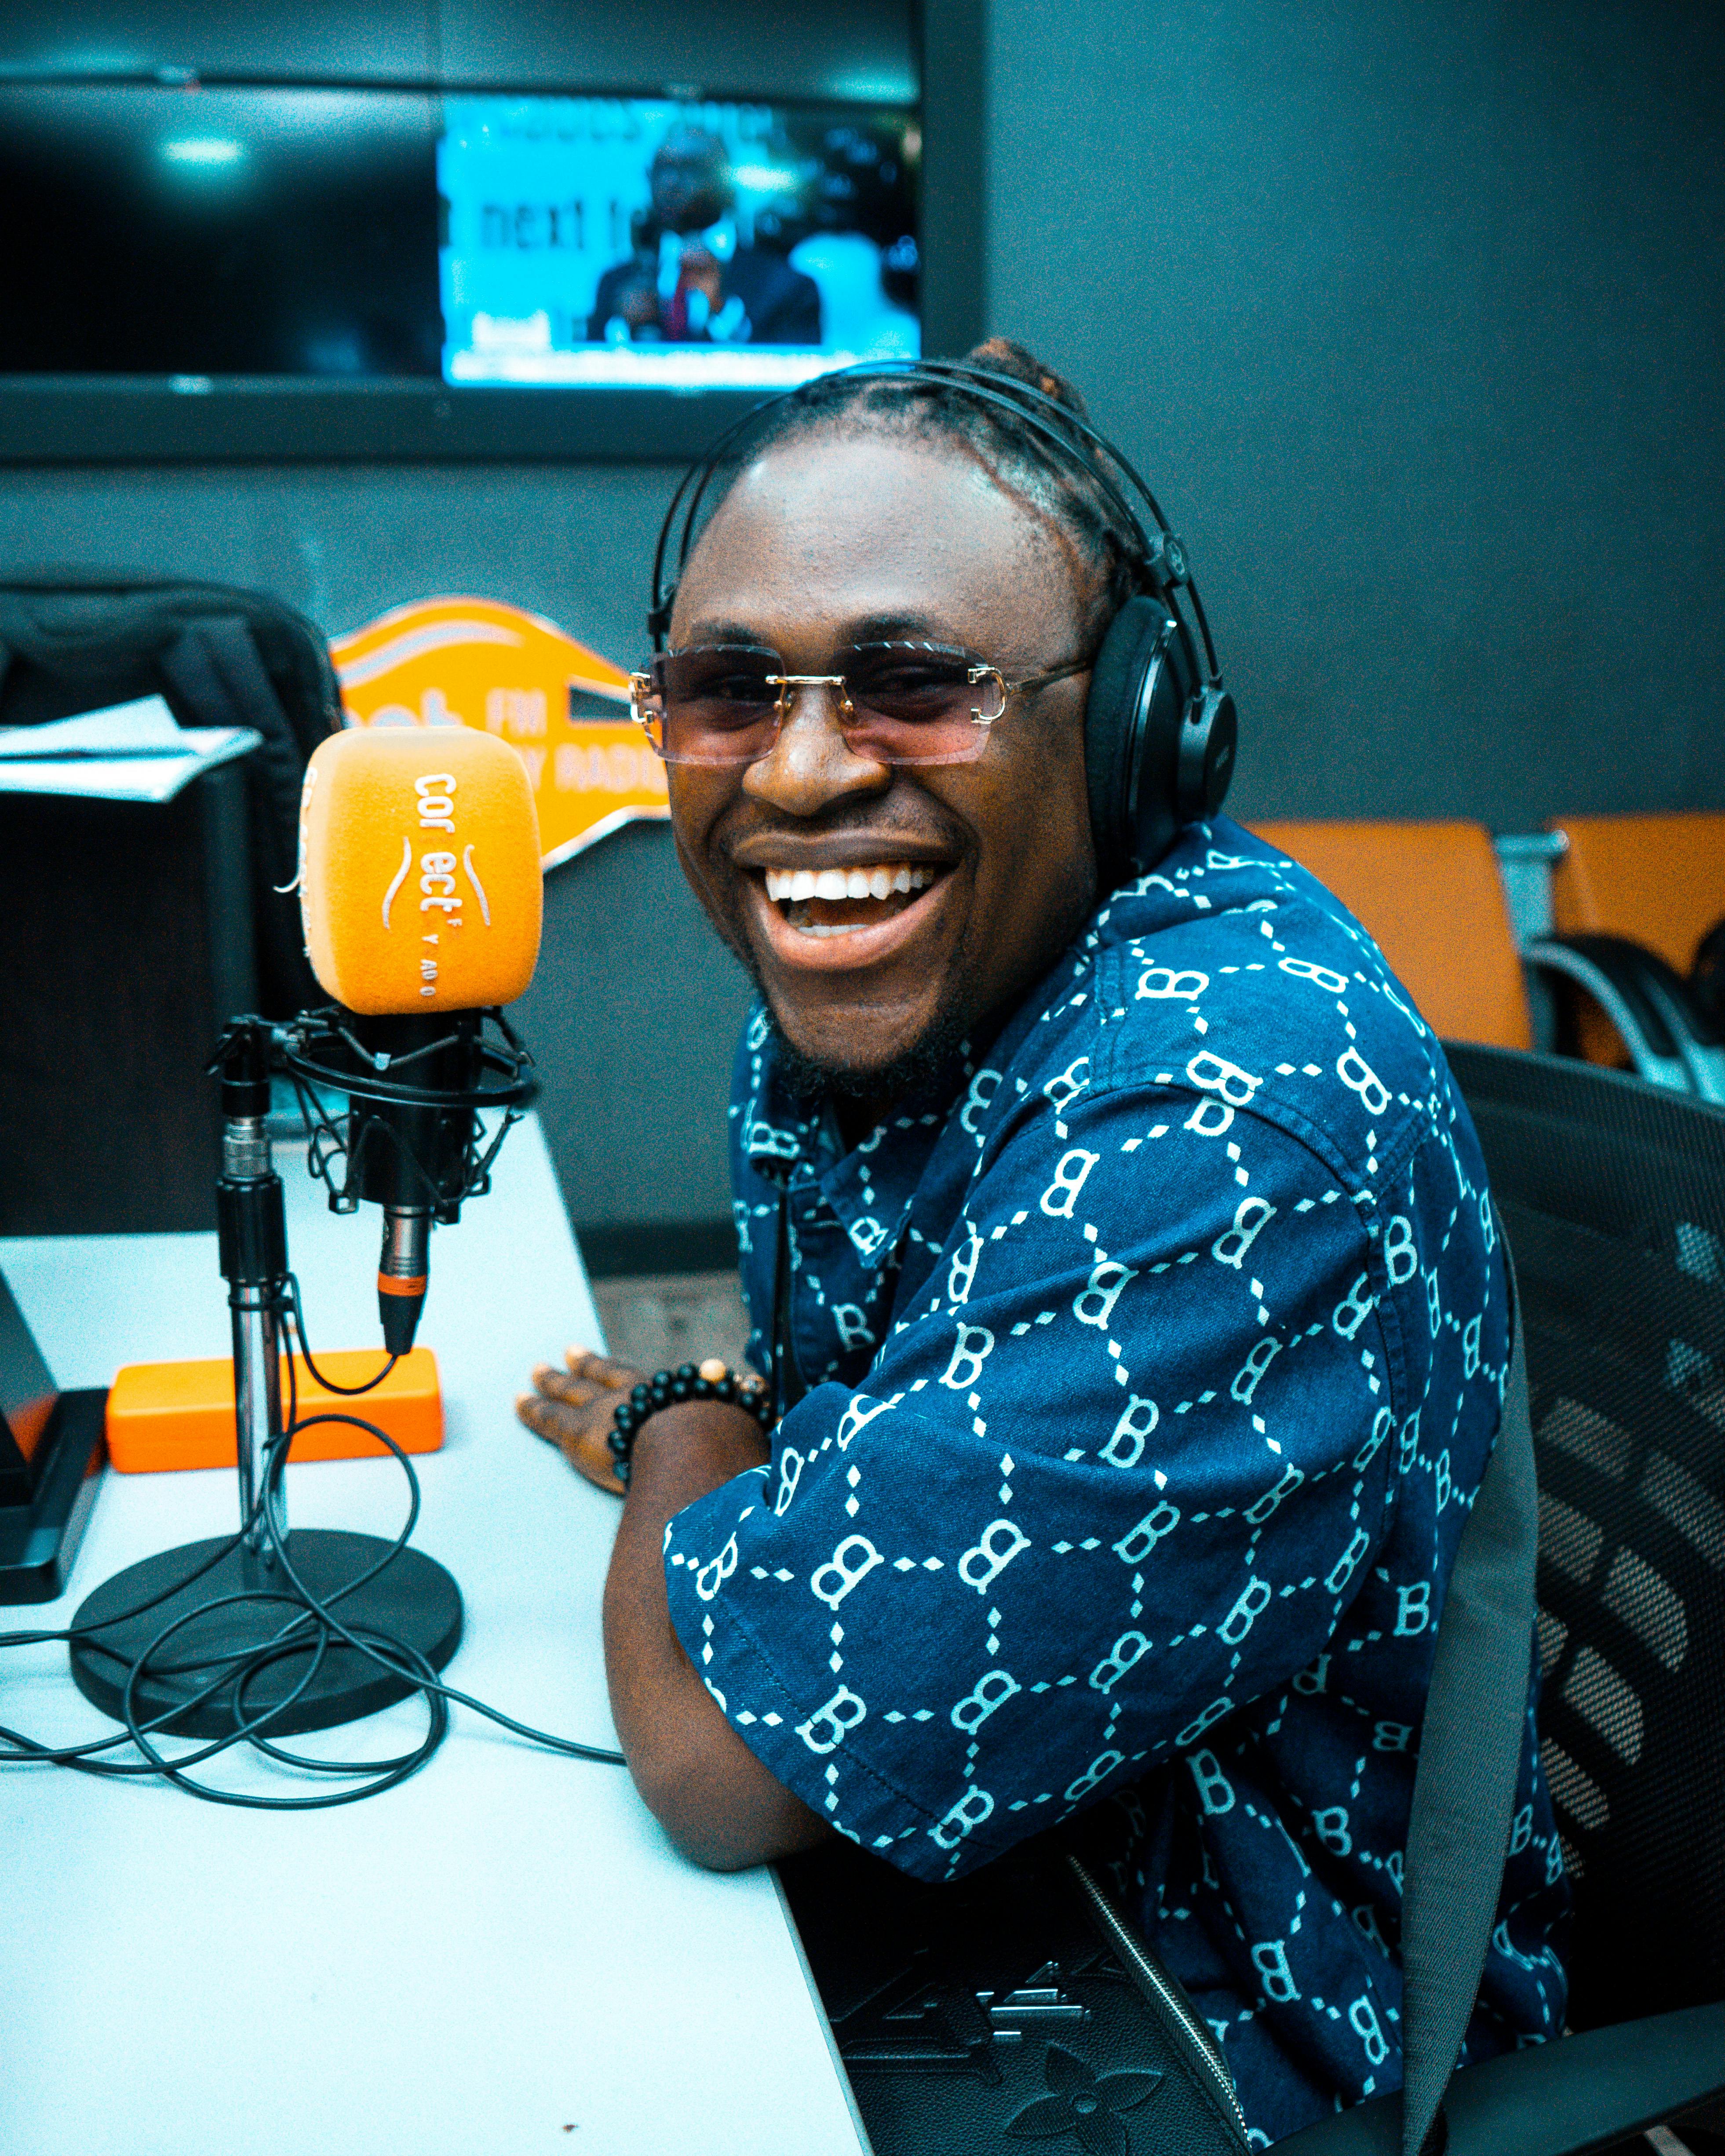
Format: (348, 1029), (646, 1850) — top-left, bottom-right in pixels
(215, 1019), (290, 1575)
(62, 1014), (536, 1740)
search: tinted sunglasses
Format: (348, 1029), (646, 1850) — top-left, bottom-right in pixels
(628, 639), (1091, 768)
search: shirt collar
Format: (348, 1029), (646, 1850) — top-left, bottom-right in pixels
(740, 1019), (975, 1270)
(735, 917), (1107, 1267)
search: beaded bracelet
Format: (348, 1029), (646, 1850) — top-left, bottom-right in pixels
(606, 1357), (774, 1486)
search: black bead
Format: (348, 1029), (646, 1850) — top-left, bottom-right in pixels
(614, 1458), (631, 1487)
(630, 1384), (651, 1407)
(716, 1375), (736, 1401)
(671, 1378), (691, 1401)
(675, 1363), (697, 1383)
(607, 1429), (627, 1457)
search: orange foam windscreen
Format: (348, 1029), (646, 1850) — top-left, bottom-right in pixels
(105, 1350), (442, 1474)
(299, 727), (543, 1016)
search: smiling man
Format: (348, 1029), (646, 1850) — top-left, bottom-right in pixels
(517, 346), (1569, 2141)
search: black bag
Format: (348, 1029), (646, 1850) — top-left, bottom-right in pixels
(783, 1806), (1252, 2156)
(0, 569), (342, 1016)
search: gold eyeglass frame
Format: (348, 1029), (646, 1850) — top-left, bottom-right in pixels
(627, 650), (1092, 762)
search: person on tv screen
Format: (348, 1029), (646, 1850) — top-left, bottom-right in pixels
(587, 125), (822, 349)
(516, 341), (1571, 2143)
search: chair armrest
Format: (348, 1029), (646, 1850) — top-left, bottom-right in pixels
(1272, 2001), (1725, 2156)
(1524, 932), (1725, 1104)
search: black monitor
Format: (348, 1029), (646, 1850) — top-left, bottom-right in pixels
(0, 0), (983, 463)
(0, 82), (444, 380)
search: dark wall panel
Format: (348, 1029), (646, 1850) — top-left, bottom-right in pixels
(511, 822), (752, 1246)
(920, 0), (986, 354)
(0, 0), (434, 80)
(985, 0), (1725, 825)
(435, 0), (915, 100)
(0, 0), (913, 101)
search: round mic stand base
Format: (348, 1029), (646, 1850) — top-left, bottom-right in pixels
(68, 1530), (463, 1739)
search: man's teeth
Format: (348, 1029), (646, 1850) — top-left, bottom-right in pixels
(763, 864), (936, 903)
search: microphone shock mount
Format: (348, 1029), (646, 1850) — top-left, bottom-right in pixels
(280, 1008), (538, 1353)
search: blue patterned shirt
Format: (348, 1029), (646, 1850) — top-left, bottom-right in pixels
(663, 816), (1570, 2142)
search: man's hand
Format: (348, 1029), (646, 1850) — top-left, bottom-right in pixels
(516, 1348), (647, 1495)
(678, 245), (724, 312)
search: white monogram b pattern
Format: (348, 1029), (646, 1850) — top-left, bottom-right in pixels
(663, 818), (1570, 2144)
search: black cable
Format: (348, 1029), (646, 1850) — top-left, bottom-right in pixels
(0, 1285), (625, 1801)
(255, 1419), (625, 1765)
(284, 1276), (398, 1395)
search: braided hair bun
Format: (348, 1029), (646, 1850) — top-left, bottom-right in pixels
(964, 337), (1092, 422)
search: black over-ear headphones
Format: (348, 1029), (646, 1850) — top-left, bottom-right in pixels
(646, 360), (1237, 887)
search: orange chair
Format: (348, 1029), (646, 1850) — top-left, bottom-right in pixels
(1250, 819), (1532, 1049)
(1523, 814), (1725, 1100)
(1546, 812), (1725, 976)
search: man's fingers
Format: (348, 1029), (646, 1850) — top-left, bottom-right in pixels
(515, 1390), (626, 1497)
(563, 1348), (644, 1390)
(509, 1388), (604, 1457)
(515, 1347), (645, 1500)
(532, 1362), (597, 1408)
(516, 1391), (587, 1449)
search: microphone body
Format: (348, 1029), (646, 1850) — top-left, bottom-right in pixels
(296, 727), (542, 1349)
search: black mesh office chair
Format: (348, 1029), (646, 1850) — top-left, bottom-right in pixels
(1456, 1045), (1725, 2029)
(1283, 1048), (1725, 2154)
(1443, 1046), (1723, 2138)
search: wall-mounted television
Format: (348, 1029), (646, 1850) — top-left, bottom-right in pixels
(440, 95), (920, 390)
(0, 0), (982, 463)
(0, 87), (919, 390)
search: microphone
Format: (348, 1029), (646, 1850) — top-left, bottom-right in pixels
(60, 727), (542, 1748)
(295, 726), (543, 1351)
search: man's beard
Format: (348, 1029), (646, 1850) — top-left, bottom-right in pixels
(726, 936), (979, 1107)
(763, 991), (976, 1106)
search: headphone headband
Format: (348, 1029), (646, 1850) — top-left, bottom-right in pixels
(647, 359), (1218, 684)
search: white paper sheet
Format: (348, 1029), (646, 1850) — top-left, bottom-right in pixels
(0, 695), (262, 803)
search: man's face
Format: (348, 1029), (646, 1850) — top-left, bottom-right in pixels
(650, 143), (728, 235)
(666, 431), (1100, 1089)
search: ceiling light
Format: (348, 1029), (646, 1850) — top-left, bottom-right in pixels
(161, 138), (243, 166)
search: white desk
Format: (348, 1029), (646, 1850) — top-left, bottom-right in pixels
(0, 1118), (866, 2156)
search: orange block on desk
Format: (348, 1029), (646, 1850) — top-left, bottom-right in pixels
(105, 1351), (443, 1474)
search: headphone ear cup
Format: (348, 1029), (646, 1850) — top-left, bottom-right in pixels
(1178, 687), (1238, 824)
(1083, 594), (1189, 887)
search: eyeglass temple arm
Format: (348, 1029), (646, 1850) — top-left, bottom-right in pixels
(961, 652), (1094, 724)
(1000, 655), (1095, 695)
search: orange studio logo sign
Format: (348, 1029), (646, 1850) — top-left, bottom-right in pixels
(328, 595), (669, 869)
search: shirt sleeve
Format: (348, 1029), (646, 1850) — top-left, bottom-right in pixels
(663, 1081), (1408, 1879)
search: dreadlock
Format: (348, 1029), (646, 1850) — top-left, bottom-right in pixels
(683, 339), (1149, 641)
